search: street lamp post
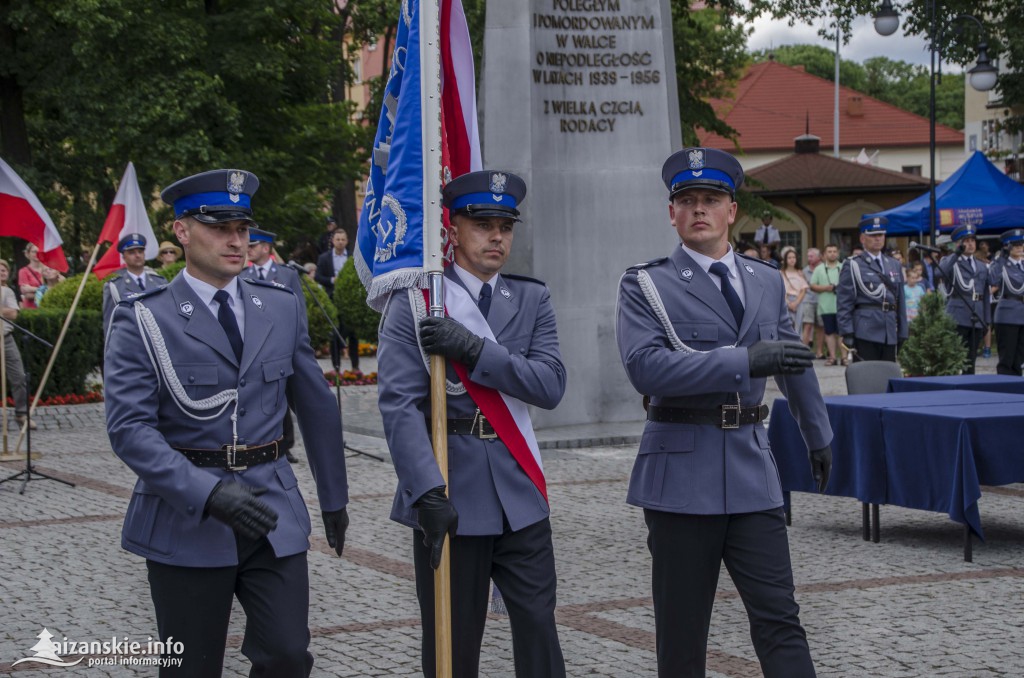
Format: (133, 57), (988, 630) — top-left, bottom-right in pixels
(874, 0), (998, 243)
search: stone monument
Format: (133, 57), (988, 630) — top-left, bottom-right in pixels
(482, 0), (681, 427)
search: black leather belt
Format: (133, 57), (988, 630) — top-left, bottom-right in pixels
(175, 439), (281, 470)
(647, 404), (768, 429)
(446, 411), (497, 439)
(855, 302), (896, 312)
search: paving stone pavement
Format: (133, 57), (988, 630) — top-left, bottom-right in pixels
(1, 355), (1022, 677)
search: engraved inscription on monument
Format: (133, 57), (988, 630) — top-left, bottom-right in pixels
(532, 0), (662, 134)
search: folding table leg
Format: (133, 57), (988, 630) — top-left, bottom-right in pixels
(964, 526), (973, 563)
(862, 502), (870, 541)
(872, 504), (880, 543)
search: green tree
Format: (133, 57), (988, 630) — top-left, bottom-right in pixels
(899, 291), (967, 376)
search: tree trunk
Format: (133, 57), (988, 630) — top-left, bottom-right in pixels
(0, 16), (31, 166)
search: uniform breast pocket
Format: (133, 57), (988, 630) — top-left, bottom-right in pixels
(671, 321), (719, 349)
(759, 321), (779, 341)
(175, 363), (219, 401)
(261, 355), (294, 415)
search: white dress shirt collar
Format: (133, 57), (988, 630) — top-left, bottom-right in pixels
(181, 268), (245, 338)
(452, 262), (497, 301)
(680, 242), (746, 300)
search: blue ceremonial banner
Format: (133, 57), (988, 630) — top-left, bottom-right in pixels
(356, 0), (426, 311)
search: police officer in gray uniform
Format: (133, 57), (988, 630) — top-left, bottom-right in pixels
(837, 217), (908, 362)
(377, 170), (567, 678)
(939, 224), (990, 373)
(104, 169), (349, 677)
(102, 233), (167, 338)
(241, 226), (304, 464)
(616, 148), (833, 678)
(989, 228), (1024, 375)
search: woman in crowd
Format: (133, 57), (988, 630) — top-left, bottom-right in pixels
(18, 243), (45, 309)
(780, 246), (808, 332)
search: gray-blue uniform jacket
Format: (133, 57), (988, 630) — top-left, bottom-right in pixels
(102, 268), (168, 336)
(241, 261), (304, 299)
(615, 247), (832, 514)
(989, 256), (1024, 325)
(939, 254), (990, 328)
(376, 267), (566, 535)
(104, 274), (348, 567)
(836, 252), (908, 343)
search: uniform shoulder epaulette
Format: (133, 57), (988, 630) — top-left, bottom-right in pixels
(105, 272), (124, 283)
(501, 273), (545, 286)
(241, 277), (294, 294)
(737, 252), (778, 269)
(116, 284), (168, 305)
(627, 257), (668, 271)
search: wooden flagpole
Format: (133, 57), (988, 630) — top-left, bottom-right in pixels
(14, 244), (101, 452)
(420, 0), (452, 674)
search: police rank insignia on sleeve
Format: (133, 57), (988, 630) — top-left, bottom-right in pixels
(250, 295), (263, 309)
(180, 301), (194, 316)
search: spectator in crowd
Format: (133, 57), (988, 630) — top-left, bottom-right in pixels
(157, 241), (182, 267)
(976, 239), (993, 358)
(317, 216), (339, 254)
(780, 246), (808, 332)
(737, 240), (759, 258)
(801, 247), (823, 357)
(0, 259), (33, 430)
(34, 266), (65, 306)
(754, 210), (781, 263)
(315, 229), (360, 371)
(18, 243), (45, 309)
(904, 263), (926, 323)
(810, 244), (842, 366)
(907, 249), (935, 291)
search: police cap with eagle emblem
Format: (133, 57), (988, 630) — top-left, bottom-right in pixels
(662, 147), (744, 199)
(1001, 228), (1024, 245)
(951, 224), (978, 242)
(248, 226), (276, 244)
(161, 169), (260, 224)
(117, 233), (147, 252)
(442, 170), (527, 220)
(857, 215), (889, 234)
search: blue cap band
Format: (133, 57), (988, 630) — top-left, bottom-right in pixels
(670, 168), (735, 192)
(449, 191), (518, 211)
(173, 191), (252, 217)
(118, 238), (145, 252)
(249, 232), (274, 243)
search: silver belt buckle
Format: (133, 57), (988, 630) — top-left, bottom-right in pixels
(472, 409), (497, 440)
(225, 444), (248, 471)
(721, 405), (741, 429)
(881, 302), (892, 312)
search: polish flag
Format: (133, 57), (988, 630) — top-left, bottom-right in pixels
(0, 156), (68, 272)
(93, 162), (158, 279)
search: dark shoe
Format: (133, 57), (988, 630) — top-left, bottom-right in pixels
(285, 451), (299, 464)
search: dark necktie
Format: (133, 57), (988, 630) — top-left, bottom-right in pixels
(137, 276), (145, 291)
(478, 283), (492, 319)
(213, 289), (243, 362)
(762, 228), (769, 245)
(708, 262), (744, 328)
(258, 267), (266, 280)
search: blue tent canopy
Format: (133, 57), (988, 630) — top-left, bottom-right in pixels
(863, 152), (1024, 236)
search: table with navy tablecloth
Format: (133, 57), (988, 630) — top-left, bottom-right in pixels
(768, 390), (1024, 545)
(887, 374), (1024, 395)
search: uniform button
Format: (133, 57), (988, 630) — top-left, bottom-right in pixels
(187, 506), (195, 515)
(482, 370), (490, 376)
(659, 443), (665, 450)
(404, 489), (412, 497)
(519, 348), (526, 354)
(692, 331), (698, 338)
(239, 408), (246, 416)
(188, 375), (195, 383)
(239, 378), (246, 387)
(279, 369), (285, 376)
(735, 374), (742, 383)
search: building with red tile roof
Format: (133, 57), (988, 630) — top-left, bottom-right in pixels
(699, 60), (965, 181)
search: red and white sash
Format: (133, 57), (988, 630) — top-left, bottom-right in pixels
(422, 284), (547, 501)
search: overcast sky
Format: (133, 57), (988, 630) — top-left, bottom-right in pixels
(746, 14), (947, 71)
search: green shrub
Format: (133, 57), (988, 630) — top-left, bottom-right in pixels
(155, 261), (185, 281)
(17, 309), (104, 396)
(38, 274), (104, 312)
(335, 258), (381, 342)
(302, 280), (338, 349)
(899, 292), (968, 376)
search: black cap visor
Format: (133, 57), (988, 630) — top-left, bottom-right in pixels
(455, 204), (521, 221)
(181, 205), (255, 225)
(669, 179), (735, 200)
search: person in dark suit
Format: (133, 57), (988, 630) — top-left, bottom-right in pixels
(615, 147), (833, 678)
(104, 169), (349, 677)
(101, 234), (168, 339)
(315, 229), (359, 370)
(939, 224), (990, 374)
(241, 226), (304, 464)
(377, 170), (567, 678)
(836, 216), (908, 362)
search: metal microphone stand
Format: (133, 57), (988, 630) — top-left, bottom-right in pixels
(293, 267), (383, 462)
(0, 317), (75, 493)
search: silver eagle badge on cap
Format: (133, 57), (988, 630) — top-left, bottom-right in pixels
(227, 171), (247, 203)
(490, 172), (508, 193)
(687, 149), (704, 170)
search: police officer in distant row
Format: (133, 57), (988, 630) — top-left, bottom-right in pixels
(241, 226), (305, 463)
(615, 147), (833, 678)
(104, 169), (350, 677)
(101, 234), (167, 338)
(836, 217), (908, 362)
(377, 170), (567, 678)
(989, 228), (1024, 375)
(939, 224), (990, 373)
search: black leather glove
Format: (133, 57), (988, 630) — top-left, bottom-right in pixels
(956, 244), (966, 256)
(842, 335), (856, 350)
(413, 486), (459, 569)
(747, 340), (813, 378)
(419, 317), (485, 368)
(205, 482), (278, 539)
(809, 445), (832, 493)
(322, 508), (349, 557)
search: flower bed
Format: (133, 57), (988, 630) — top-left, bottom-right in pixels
(358, 342), (378, 357)
(7, 390), (104, 407)
(323, 370), (378, 386)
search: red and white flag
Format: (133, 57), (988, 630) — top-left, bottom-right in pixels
(93, 162), (158, 279)
(0, 156), (68, 272)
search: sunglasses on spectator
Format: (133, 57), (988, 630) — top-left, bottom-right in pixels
(160, 249), (177, 254)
